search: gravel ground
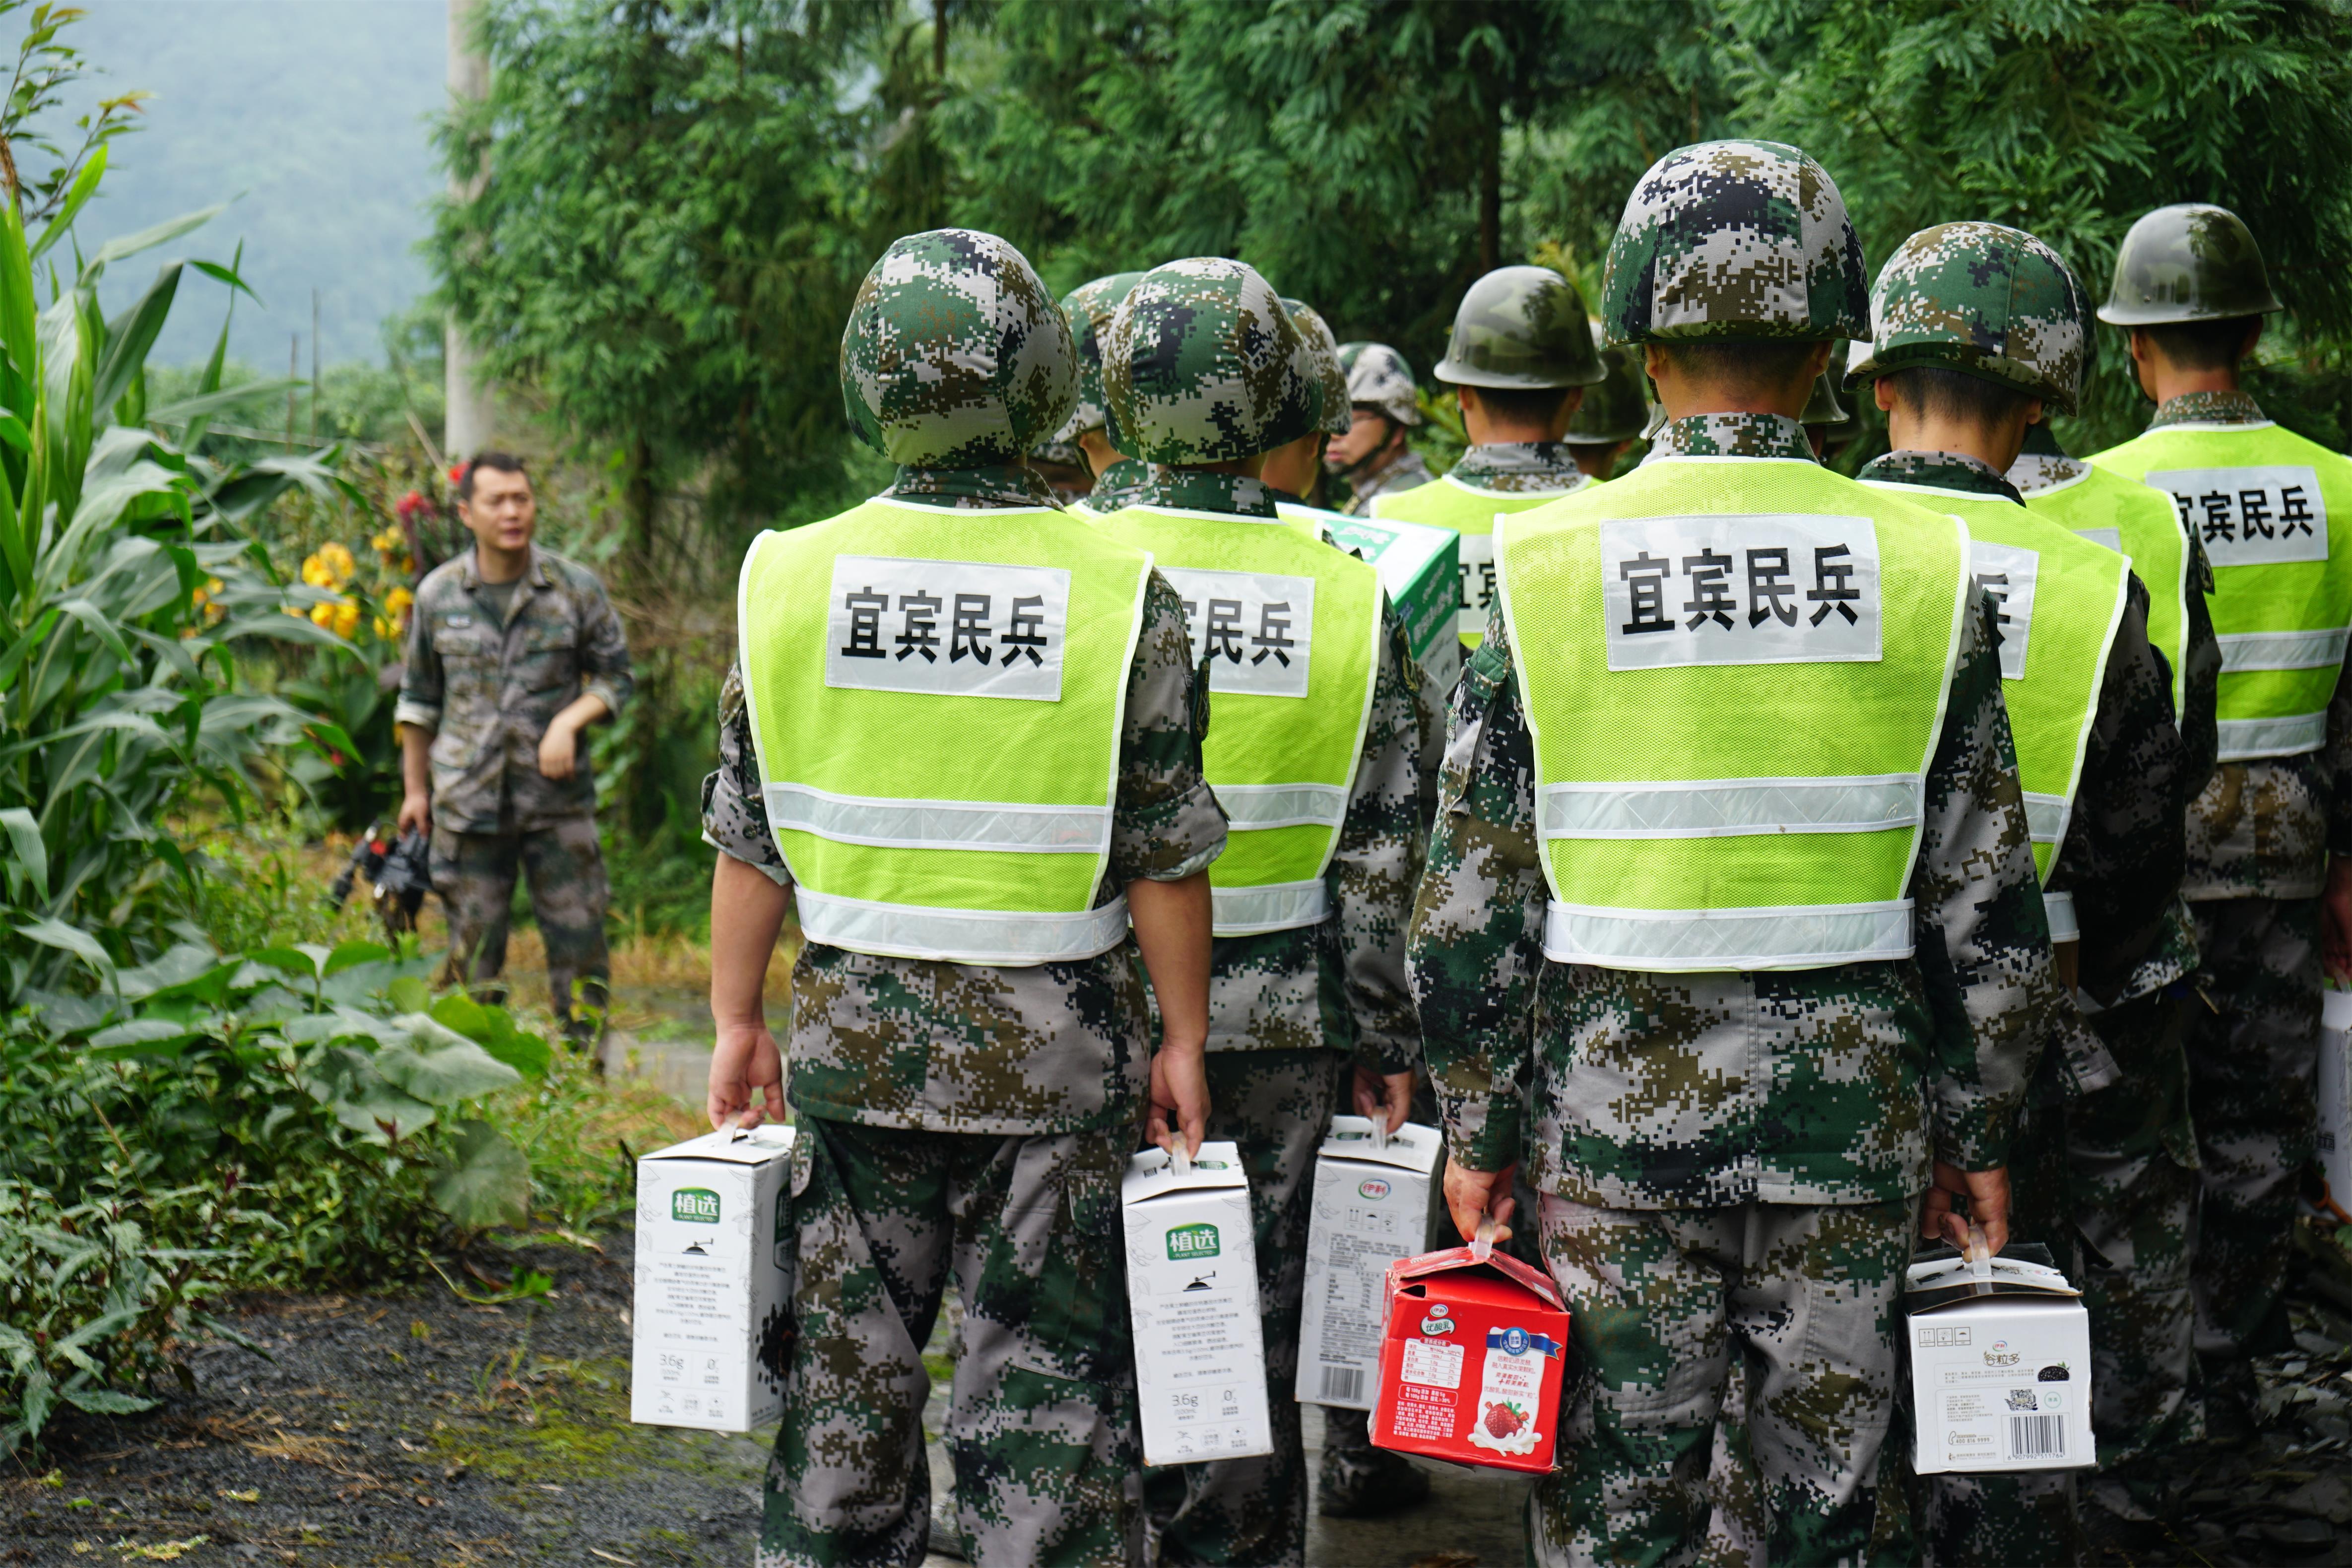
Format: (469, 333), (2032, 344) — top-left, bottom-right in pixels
(0, 1234), (769, 1567)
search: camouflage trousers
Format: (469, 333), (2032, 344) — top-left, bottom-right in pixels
(429, 812), (610, 1027)
(2188, 896), (2320, 1359)
(1533, 1195), (1915, 1568)
(1144, 1048), (1346, 1568)
(761, 1114), (1143, 1568)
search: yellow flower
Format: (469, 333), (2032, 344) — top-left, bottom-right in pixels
(371, 523), (405, 554)
(333, 599), (360, 639)
(317, 541), (358, 587)
(384, 585), (415, 620)
(300, 552), (333, 588)
(309, 600), (336, 629)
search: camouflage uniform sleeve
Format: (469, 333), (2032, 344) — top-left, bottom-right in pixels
(699, 663), (790, 887)
(392, 572), (446, 732)
(1111, 570), (1227, 883)
(574, 568), (635, 718)
(2054, 578), (2187, 999)
(1406, 615), (1545, 1174)
(1909, 589), (2060, 1171)
(2179, 536), (2221, 800)
(1330, 603), (1427, 1076)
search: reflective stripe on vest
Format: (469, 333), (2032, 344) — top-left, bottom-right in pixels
(2091, 421), (2352, 761)
(1096, 503), (1382, 937)
(1372, 469), (1586, 645)
(1501, 457), (1969, 972)
(1862, 480), (2131, 883)
(2021, 463), (2193, 723)
(737, 498), (1152, 965)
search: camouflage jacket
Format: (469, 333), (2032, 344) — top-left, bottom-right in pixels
(1111, 467), (1433, 1073)
(1445, 442), (1595, 495)
(703, 476), (1229, 1136)
(2132, 391), (2352, 900)
(1409, 413), (2063, 1209)
(393, 546), (633, 833)
(1338, 448), (1435, 515)
(1859, 450), (2196, 1009)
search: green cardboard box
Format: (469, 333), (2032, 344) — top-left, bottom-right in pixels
(1277, 503), (1462, 692)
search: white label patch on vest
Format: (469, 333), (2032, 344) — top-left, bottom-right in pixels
(1159, 568), (1316, 699)
(1969, 541), (2040, 682)
(2072, 526), (2123, 554)
(2143, 466), (2327, 567)
(823, 554), (1069, 702)
(1457, 531), (1498, 633)
(1600, 514), (1883, 670)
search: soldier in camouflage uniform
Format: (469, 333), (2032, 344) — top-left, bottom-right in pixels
(1058, 272), (1151, 517)
(703, 229), (1228, 1568)
(1255, 298), (1354, 510)
(1092, 257), (1432, 1568)
(2088, 207), (2352, 1428)
(1410, 142), (2065, 1567)
(394, 454), (632, 1039)
(1847, 221), (2199, 1564)
(1561, 320), (1651, 480)
(1326, 342), (1434, 514)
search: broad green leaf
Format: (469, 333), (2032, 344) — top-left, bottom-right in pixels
(385, 976), (431, 1014)
(323, 938), (391, 976)
(0, 806), (47, 897)
(429, 1119), (532, 1231)
(86, 1017), (196, 1050)
(15, 917), (114, 986)
(374, 1032), (522, 1105)
(60, 1387), (157, 1415)
(247, 945), (322, 980)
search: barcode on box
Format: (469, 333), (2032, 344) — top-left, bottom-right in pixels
(2009, 1413), (2064, 1460)
(1318, 1364), (1365, 1403)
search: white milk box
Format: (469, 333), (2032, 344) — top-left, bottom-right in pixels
(1122, 1141), (1274, 1466)
(1296, 1116), (1446, 1409)
(1905, 1247), (2094, 1474)
(1276, 503), (1464, 693)
(2320, 985), (2352, 1213)
(631, 1123), (797, 1433)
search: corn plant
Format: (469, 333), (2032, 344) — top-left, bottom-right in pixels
(0, 157), (351, 1005)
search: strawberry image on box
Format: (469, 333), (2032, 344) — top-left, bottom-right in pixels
(1370, 1244), (1569, 1474)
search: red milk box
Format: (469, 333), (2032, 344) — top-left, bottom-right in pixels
(1370, 1245), (1569, 1474)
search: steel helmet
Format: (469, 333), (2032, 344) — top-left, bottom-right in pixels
(1433, 265), (1605, 389)
(2097, 203), (2282, 326)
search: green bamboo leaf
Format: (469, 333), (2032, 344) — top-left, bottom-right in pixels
(86, 203), (225, 275)
(28, 141), (108, 262)
(60, 1387), (158, 1415)
(92, 263), (181, 416)
(0, 806), (48, 897)
(147, 377), (301, 427)
(14, 915), (113, 987)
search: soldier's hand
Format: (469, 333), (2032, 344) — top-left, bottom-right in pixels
(1444, 1161), (1516, 1248)
(709, 1021), (784, 1131)
(1353, 1063), (1414, 1135)
(2325, 854), (2352, 981)
(1147, 1042), (1209, 1160)
(538, 718), (580, 781)
(397, 790), (431, 838)
(1922, 1161), (2011, 1257)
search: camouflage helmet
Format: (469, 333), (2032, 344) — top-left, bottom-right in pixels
(2097, 203), (2283, 326)
(1433, 265), (1606, 389)
(1055, 270), (1146, 443)
(1564, 321), (1650, 444)
(1105, 257), (1322, 464)
(1602, 139), (1869, 346)
(1800, 339), (1852, 426)
(841, 228), (1074, 466)
(1848, 221), (2088, 415)
(1339, 341), (1423, 426)
(1283, 297), (1354, 437)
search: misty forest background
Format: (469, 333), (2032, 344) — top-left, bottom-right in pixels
(55, 0), (2352, 938)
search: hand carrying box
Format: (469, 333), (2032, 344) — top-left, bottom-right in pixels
(1122, 1142), (1274, 1466)
(1296, 1117), (1446, 1410)
(1905, 1246), (2094, 1474)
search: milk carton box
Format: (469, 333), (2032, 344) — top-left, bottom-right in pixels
(1122, 1142), (1273, 1466)
(631, 1123), (797, 1432)
(1371, 1245), (1569, 1474)
(1297, 1117), (1446, 1409)
(1905, 1245), (2094, 1474)
(1278, 503), (1463, 692)
(2320, 985), (2352, 1215)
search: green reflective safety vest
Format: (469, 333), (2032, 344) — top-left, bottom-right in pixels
(1372, 468), (1591, 645)
(1862, 482), (2131, 943)
(2019, 463), (2191, 722)
(1096, 504), (1382, 936)
(2092, 420), (2352, 761)
(1499, 458), (1970, 972)
(736, 497), (1153, 965)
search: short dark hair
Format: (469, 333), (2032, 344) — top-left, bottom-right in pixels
(1462, 384), (1576, 426)
(1880, 365), (2038, 428)
(458, 451), (528, 500)
(2142, 315), (2262, 373)
(1652, 339), (1824, 402)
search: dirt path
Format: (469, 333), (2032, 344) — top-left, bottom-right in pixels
(1, 1236), (767, 1566)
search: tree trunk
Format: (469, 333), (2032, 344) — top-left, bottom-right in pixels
(1479, 103), (1501, 274)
